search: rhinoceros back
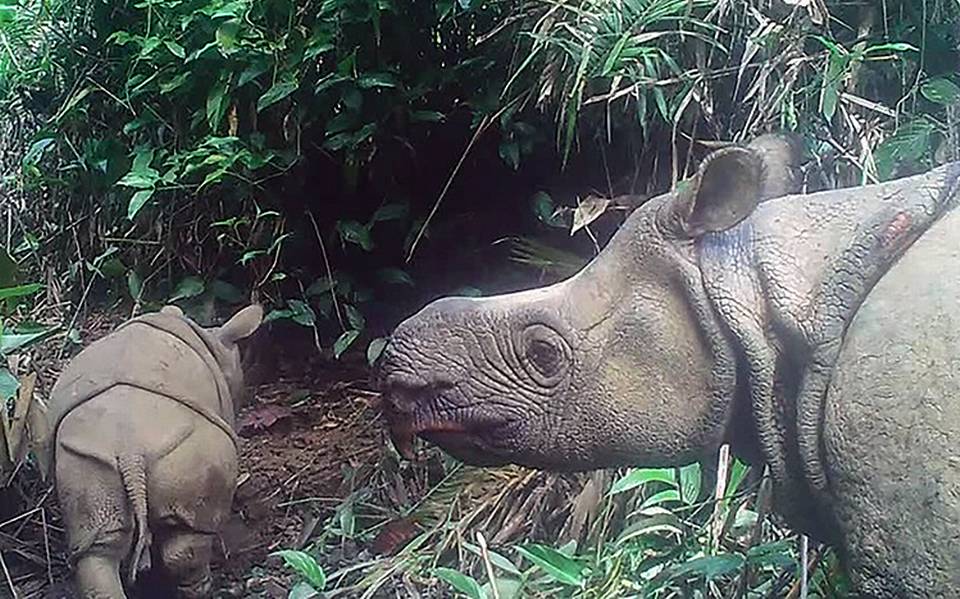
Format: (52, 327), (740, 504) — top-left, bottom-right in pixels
(49, 312), (237, 447)
(822, 204), (960, 597)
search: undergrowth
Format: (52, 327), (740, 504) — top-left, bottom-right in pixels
(1, 0), (959, 597)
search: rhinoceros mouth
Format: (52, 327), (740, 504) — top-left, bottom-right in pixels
(380, 381), (515, 465)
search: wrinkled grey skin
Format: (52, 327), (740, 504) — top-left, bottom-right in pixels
(50, 304), (263, 599)
(379, 134), (960, 597)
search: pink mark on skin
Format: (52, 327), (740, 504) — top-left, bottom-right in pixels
(881, 212), (913, 252)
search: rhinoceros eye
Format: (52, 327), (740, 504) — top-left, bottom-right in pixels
(526, 338), (561, 376)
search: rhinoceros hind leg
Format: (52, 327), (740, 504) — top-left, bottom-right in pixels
(74, 554), (126, 599)
(158, 529), (214, 598)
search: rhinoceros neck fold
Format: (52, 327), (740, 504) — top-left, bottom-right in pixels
(697, 161), (960, 542)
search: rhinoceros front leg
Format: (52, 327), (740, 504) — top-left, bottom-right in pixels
(158, 529), (214, 598)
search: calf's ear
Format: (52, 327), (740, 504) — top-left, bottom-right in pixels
(664, 146), (765, 238)
(218, 304), (264, 345)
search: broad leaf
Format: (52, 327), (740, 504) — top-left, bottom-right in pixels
(258, 79), (299, 113)
(366, 337), (388, 366)
(874, 118), (935, 180)
(433, 567), (485, 599)
(1, 330), (53, 355)
(921, 77), (960, 106)
(370, 203), (409, 223)
(333, 330), (360, 359)
(270, 550), (326, 591)
(0, 284), (43, 301)
(169, 276), (205, 302)
(571, 196), (609, 235)
(516, 544), (586, 587)
(376, 268), (414, 286)
(609, 468), (676, 495)
(128, 189), (155, 220)
(0, 367), (19, 402)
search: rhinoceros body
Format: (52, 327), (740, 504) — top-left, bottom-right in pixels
(378, 135), (960, 597)
(50, 304), (262, 599)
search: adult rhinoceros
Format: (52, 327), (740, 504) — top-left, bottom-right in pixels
(378, 134), (960, 597)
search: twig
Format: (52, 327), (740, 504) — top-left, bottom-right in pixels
(307, 210), (345, 332)
(42, 508), (53, 585)
(476, 532), (500, 599)
(405, 98), (519, 263)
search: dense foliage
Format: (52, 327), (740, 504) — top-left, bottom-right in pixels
(2, 0), (959, 596)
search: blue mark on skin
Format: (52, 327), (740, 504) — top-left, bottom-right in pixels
(698, 219), (753, 269)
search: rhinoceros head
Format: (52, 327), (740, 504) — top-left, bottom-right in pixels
(161, 303), (264, 403)
(379, 135), (802, 471)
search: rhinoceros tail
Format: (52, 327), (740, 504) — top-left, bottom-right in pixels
(116, 453), (151, 586)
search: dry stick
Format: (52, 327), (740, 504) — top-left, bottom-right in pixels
(476, 532), (501, 599)
(405, 99), (519, 263)
(307, 210), (345, 332)
(41, 508), (52, 585)
(710, 443), (731, 554)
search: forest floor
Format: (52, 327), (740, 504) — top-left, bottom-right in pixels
(4, 308), (420, 599)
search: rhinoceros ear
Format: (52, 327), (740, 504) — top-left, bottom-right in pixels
(668, 146), (765, 238)
(218, 304), (264, 345)
(160, 305), (185, 317)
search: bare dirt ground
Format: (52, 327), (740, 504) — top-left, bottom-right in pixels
(3, 310), (396, 599)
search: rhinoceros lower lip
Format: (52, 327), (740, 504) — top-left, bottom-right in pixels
(385, 411), (509, 461)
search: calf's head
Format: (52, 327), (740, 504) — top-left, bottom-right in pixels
(379, 136), (801, 471)
(161, 303), (264, 402)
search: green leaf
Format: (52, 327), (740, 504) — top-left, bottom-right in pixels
(216, 20), (240, 51)
(306, 278), (335, 297)
(0, 284), (42, 301)
(370, 203), (409, 223)
(358, 72), (397, 89)
(746, 540), (796, 569)
(344, 304), (365, 330)
(287, 581), (319, 599)
(462, 542), (522, 576)
(432, 568), (486, 599)
(23, 138), (55, 167)
(366, 337), (388, 366)
(258, 79), (299, 113)
(874, 118), (935, 180)
(1, 330), (53, 354)
(410, 110), (446, 123)
(376, 268), (414, 286)
(516, 544), (586, 586)
(531, 192), (564, 228)
(286, 300), (316, 327)
(499, 139), (520, 170)
(660, 554), (744, 583)
(640, 489), (681, 509)
(820, 51), (847, 121)
(169, 276), (205, 302)
(333, 330), (360, 359)
(335, 220), (373, 251)
(921, 78), (960, 106)
(616, 511), (684, 544)
(609, 468), (676, 495)
(0, 367), (20, 402)
(164, 40), (185, 59)
(206, 77), (230, 131)
(127, 271), (143, 300)
(270, 550), (326, 591)
(210, 280), (244, 304)
(128, 189), (155, 220)
(679, 462), (702, 504)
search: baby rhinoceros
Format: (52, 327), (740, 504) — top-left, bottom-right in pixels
(49, 304), (263, 599)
